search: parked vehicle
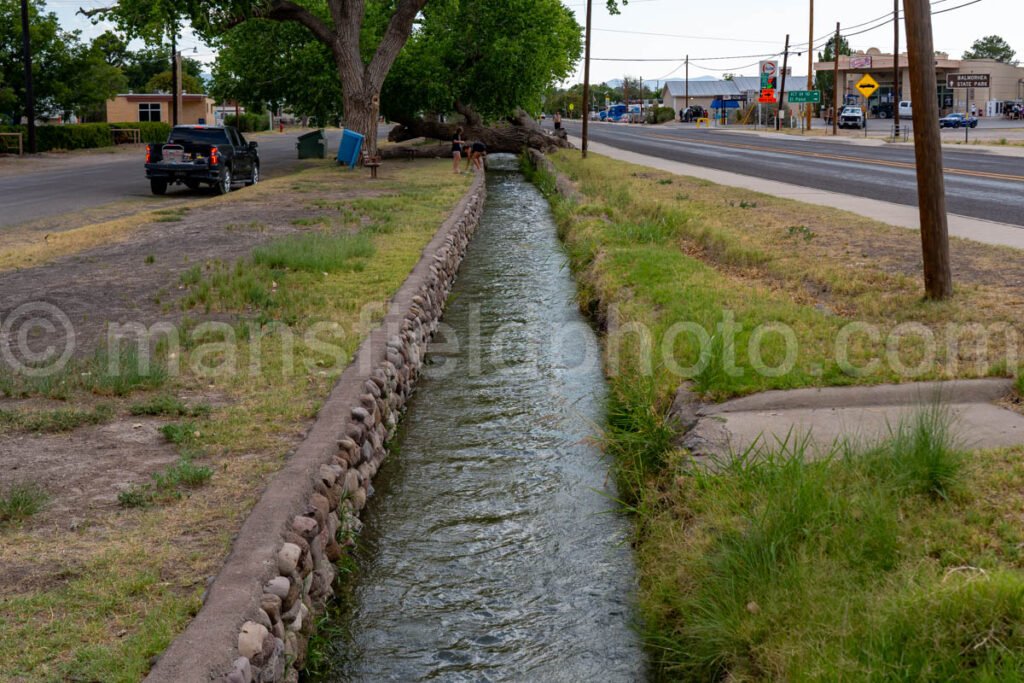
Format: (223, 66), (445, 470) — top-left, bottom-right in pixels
(680, 105), (708, 122)
(603, 104), (629, 122)
(898, 100), (913, 119)
(872, 102), (894, 119)
(145, 125), (260, 196)
(939, 112), (979, 129)
(839, 105), (865, 129)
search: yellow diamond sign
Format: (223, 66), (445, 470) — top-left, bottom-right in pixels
(856, 74), (879, 99)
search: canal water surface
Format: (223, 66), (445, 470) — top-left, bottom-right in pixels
(326, 156), (645, 681)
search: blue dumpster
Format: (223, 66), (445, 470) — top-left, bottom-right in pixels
(336, 129), (364, 168)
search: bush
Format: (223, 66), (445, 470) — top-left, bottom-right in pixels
(646, 106), (677, 124)
(0, 121), (171, 152)
(110, 121), (171, 143)
(223, 113), (270, 132)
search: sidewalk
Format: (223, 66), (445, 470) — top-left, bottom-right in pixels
(569, 134), (1024, 250)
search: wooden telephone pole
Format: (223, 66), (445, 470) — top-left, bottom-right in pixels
(581, 0), (593, 157)
(807, 0), (813, 131)
(777, 35), (790, 131)
(903, 0), (952, 298)
(20, 0), (36, 153)
(893, 0), (901, 139)
(832, 23), (840, 136)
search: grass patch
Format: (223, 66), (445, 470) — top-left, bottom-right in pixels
(0, 403), (113, 434)
(530, 150), (1024, 680)
(0, 484), (48, 524)
(253, 232), (375, 272)
(129, 395), (211, 418)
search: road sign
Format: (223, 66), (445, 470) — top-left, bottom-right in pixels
(760, 60), (778, 91)
(568, 103), (575, 111)
(758, 88), (777, 104)
(788, 90), (821, 104)
(947, 73), (990, 88)
(855, 74), (879, 99)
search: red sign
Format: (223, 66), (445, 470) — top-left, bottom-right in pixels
(759, 89), (777, 104)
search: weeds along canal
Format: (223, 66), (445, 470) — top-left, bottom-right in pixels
(317, 155), (646, 681)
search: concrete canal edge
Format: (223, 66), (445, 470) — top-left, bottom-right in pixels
(145, 172), (486, 683)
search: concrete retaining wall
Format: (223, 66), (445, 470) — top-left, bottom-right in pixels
(145, 172), (487, 683)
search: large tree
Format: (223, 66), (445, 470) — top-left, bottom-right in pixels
(88, 0), (624, 155)
(962, 35), (1016, 63)
(1, 0), (124, 122)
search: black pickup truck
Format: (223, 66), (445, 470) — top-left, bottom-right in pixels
(145, 125), (260, 195)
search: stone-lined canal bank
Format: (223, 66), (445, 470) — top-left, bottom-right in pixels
(146, 173), (486, 683)
(319, 156), (645, 681)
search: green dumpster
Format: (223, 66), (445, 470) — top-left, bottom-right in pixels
(296, 129), (326, 159)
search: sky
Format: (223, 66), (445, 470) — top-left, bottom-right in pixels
(46, 0), (1024, 84)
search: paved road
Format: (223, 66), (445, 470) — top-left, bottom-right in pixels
(0, 129), (346, 229)
(561, 120), (1024, 226)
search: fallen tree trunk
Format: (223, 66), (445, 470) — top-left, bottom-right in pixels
(383, 109), (572, 159)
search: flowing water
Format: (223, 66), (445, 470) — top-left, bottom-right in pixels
(326, 156), (645, 682)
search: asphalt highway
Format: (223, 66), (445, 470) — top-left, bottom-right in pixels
(0, 129), (345, 230)
(561, 120), (1024, 227)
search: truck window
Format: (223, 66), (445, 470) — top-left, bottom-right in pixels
(168, 127), (232, 146)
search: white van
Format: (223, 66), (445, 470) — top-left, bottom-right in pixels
(898, 101), (912, 118)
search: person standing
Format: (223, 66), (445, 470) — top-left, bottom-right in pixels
(470, 140), (487, 171)
(970, 102), (977, 118)
(553, 111), (562, 131)
(451, 127), (465, 174)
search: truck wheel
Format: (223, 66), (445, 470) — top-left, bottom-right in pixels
(150, 179), (168, 196)
(216, 167), (232, 195)
(879, 110), (889, 119)
(245, 164), (259, 187)
(184, 179), (200, 190)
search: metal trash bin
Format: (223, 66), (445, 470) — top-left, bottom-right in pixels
(296, 129), (326, 159)
(336, 129), (364, 168)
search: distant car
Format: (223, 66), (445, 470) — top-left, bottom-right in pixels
(898, 100), (913, 119)
(839, 105), (864, 129)
(872, 102), (894, 119)
(939, 112), (978, 128)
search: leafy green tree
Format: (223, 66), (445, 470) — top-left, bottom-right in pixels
(0, 0), (124, 122)
(88, 0), (618, 154)
(208, 19), (344, 125)
(815, 35), (852, 109)
(962, 35), (1016, 63)
(145, 70), (204, 94)
(382, 0), (582, 126)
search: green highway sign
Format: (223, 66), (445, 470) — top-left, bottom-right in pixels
(787, 90), (821, 104)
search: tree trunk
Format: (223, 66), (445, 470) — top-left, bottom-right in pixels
(386, 109), (572, 156)
(342, 88), (380, 157)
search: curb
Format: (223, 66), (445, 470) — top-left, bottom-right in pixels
(145, 171), (487, 683)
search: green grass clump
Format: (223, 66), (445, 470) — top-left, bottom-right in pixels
(0, 404), (113, 434)
(253, 232), (375, 273)
(159, 422), (199, 447)
(85, 345), (168, 397)
(129, 395), (210, 418)
(0, 484), (48, 524)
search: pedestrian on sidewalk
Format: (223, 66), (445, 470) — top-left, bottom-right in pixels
(553, 111), (562, 131)
(451, 127), (465, 174)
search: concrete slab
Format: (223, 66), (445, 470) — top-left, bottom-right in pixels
(684, 378), (1024, 459)
(568, 136), (1024, 250)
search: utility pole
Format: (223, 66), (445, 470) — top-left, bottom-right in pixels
(170, 32), (179, 126)
(904, 0), (952, 299)
(807, 0), (814, 132)
(832, 22), (840, 136)
(685, 55), (690, 110)
(893, 0), (901, 139)
(777, 34), (790, 131)
(20, 0), (36, 153)
(581, 0), (593, 157)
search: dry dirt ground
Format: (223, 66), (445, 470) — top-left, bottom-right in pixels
(0, 167), (384, 562)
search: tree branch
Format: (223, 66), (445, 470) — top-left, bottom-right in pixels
(77, 5), (114, 18)
(251, 0), (336, 49)
(366, 0), (428, 91)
